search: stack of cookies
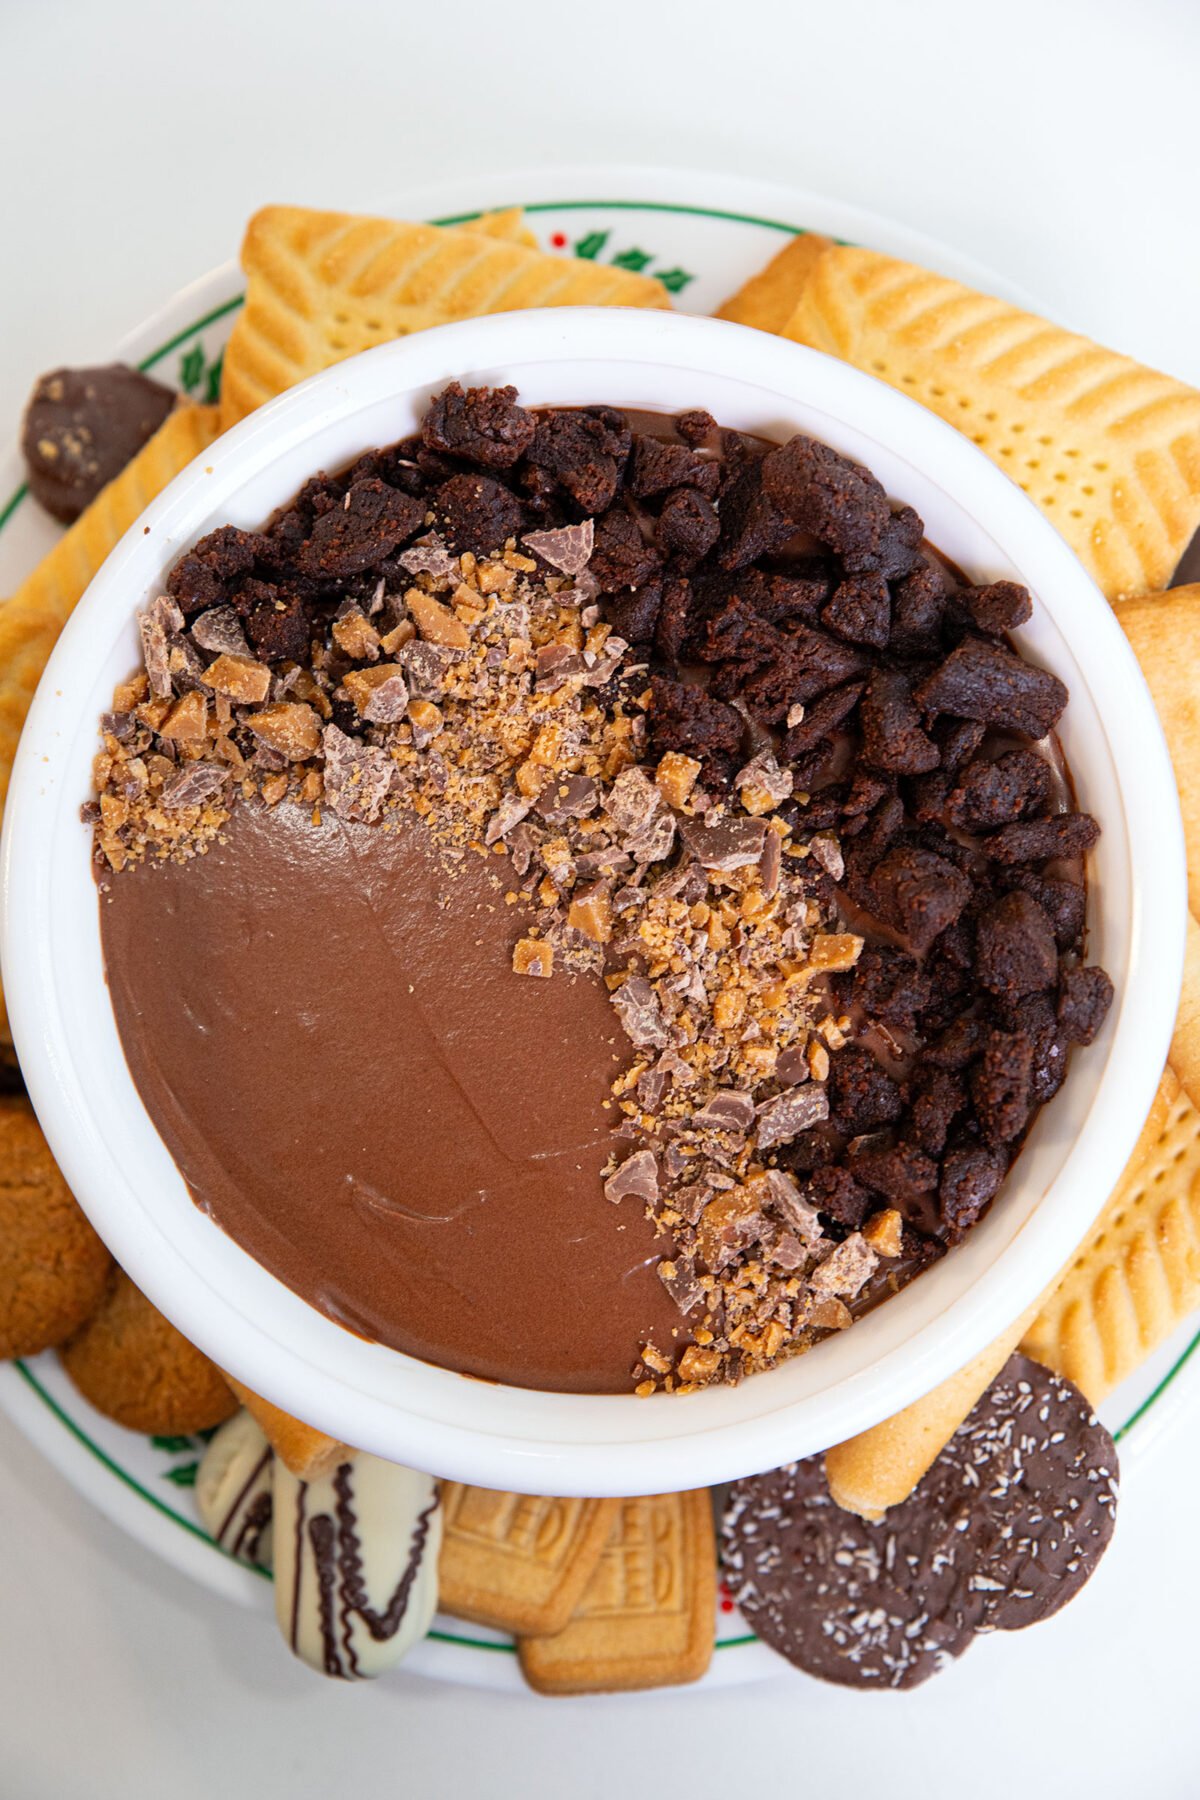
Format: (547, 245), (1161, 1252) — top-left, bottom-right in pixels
(440, 1485), (715, 1694)
(2, 198), (1199, 1694)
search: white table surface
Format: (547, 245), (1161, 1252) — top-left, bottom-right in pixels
(2, 2), (1198, 1794)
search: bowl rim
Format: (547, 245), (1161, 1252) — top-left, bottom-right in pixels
(1, 306), (1185, 1492)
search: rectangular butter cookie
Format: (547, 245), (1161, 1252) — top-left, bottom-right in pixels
(438, 1484), (618, 1637)
(517, 1489), (715, 1694)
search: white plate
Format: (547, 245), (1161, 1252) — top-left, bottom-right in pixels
(0, 166), (1195, 1692)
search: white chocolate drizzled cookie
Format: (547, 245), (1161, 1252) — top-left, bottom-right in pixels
(195, 1409), (275, 1569)
(272, 1453), (441, 1679)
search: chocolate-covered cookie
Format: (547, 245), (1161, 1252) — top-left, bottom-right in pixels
(22, 364), (176, 522)
(721, 1353), (1118, 1688)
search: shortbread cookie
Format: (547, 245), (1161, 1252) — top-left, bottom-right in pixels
(1116, 585), (1200, 895)
(517, 1490), (715, 1694)
(438, 1484), (618, 1636)
(195, 1409), (274, 1568)
(1022, 1065), (1200, 1400)
(1113, 585), (1200, 1104)
(1171, 911), (1200, 1114)
(273, 1453), (441, 1678)
(725, 1355), (1118, 1689)
(0, 1096), (112, 1359)
(220, 205), (670, 428)
(60, 1269), (236, 1434)
(222, 1375), (347, 1482)
(782, 246), (1200, 601)
(467, 206), (540, 251)
(715, 231), (833, 334)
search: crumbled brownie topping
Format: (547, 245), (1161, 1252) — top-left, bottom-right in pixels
(590, 506), (663, 595)
(1057, 965), (1115, 1045)
(524, 407), (630, 513)
(760, 436), (905, 573)
(294, 478), (424, 577)
(944, 747), (1052, 831)
(434, 473), (524, 556)
(986, 812), (1101, 865)
(628, 433), (719, 500)
(91, 387), (1111, 1395)
(859, 670), (939, 774)
(975, 892), (1059, 998)
(421, 381), (536, 469)
(829, 1045), (903, 1136)
(822, 572), (891, 650)
(166, 525), (267, 615)
(1003, 869), (1086, 949)
(888, 561), (951, 657)
(658, 488), (721, 561)
(960, 579), (1033, 635)
(859, 845), (972, 955)
(940, 1143), (1008, 1240)
(971, 1029), (1035, 1145)
(675, 408), (717, 447)
(913, 636), (1068, 738)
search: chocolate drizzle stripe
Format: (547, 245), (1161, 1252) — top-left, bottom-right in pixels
(331, 1464), (440, 1646)
(232, 1491), (273, 1564)
(215, 1445), (272, 1549)
(308, 1509), (346, 1679)
(290, 1483), (306, 1657)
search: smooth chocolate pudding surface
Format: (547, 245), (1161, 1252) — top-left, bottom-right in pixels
(100, 801), (683, 1392)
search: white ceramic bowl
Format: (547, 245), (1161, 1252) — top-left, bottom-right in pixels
(1, 308), (1185, 1494)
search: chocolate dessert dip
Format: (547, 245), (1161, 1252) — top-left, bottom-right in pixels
(89, 385), (1112, 1395)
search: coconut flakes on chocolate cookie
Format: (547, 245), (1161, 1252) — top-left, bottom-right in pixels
(720, 1353), (1119, 1689)
(89, 384), (1112, 1396)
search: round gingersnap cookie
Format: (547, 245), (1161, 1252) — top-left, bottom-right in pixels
(60, 1270), (237, 1435)
(0, 1096), (113, 1360)
(721, 1353), (1118, 1689)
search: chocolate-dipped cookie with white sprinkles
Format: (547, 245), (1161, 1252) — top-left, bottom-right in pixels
(720, 1353), (1118, 1688)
